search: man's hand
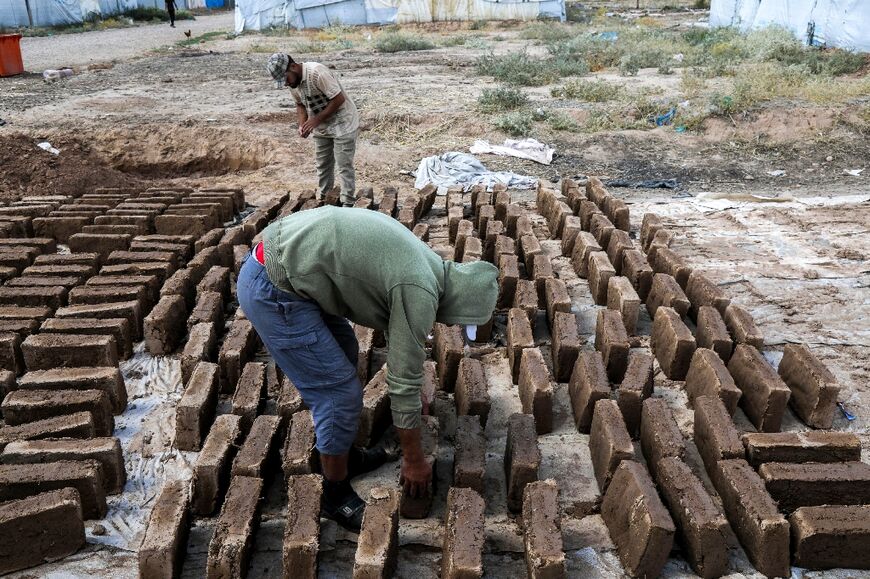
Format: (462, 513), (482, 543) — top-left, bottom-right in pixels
(400, 456), (433, 498)
(299, 117), (321, 138)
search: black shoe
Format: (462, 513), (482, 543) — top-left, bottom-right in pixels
(347, 446), (398, 480)
(321, 481), (366, 533)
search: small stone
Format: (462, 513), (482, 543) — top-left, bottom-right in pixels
(92, 523), (107, 536)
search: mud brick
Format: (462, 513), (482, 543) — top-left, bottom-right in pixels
(68, 233), (132, 262)
(196, 228), (226, 254)
(232, 414), (282, 479)
(0, 488), (85, 575)
(505, 413), (541, 513)
(283, 474), (323, 579)
(462, 237), (483, 262)
(482, 220), (504, 262)
(504, 204), (523, 238)
(0, 285), (66, 310)
(99, 261), (173, 284)
(193, 414), (242, 516)
(507, 308), (535, 383)
(154, 214), (211, 237)
(454, 219), (474, 260)
(695, 306), (733, 364)
(605, 229), (633, 275)
(646, 273), (690, 320)
(0, 247), (38, 270)
(595, 309), (630, 383)
(82, 224), (144, 237)
(0, 412), (94, 451)
(175, 362), (219, 451)
(640, 398), (685, 478)
(559, 216), (582, 258)
(475, 204), (494, 234)
(181, 199), (231, 222)
(420, 360), (437, 415)
(577, 199), (601, 232)
(158, 269), (195, 309)
(522, 480), (567, 579)
(693, 396), (744, 475)
(433, 323), (464, 391)
(651, 307), (696, 380)
(188, 247), (223, 282)
(497, 254), (520, 309)
(0, 319), (39, 338)
(471, 185), (490, 212)
(606, 276), (640, 336)
(115, 202), (166, 212)
(219, 319), (259, 393)
(616, 352), (653, 438)
(778, 343), (839, 429)
(0, 332), (23, 374)
(107, 249), (176, 270)
(58, 301), (142, 341)
(446, 206), (464, 244)
(639, 213), (663, 251)
(0, 237), (55, 254)
(723, 303), (764, 348)
(233, 244), (249, 275)
(353, 324), (375, 386)
(31, 216), (90, 243)
(68, 285), (148, 315)
(454, 415), (486, 495)
(2, 387), (113, 435)
(191, 191), (241, 213)
(620, 249), (653, 302)
(6, 277), (81, 294)
(0, 216), (33, 237)
(493, 190), (511, 222)
(519, 234), (542, 272)
(656, 457), (730, 579)
(0, 369), (13, 399)
(142, 294), (187, 356)
(410, 222), (428, 241)
(278, 376), (304, 424)
(41, 317), (132, 360)
(88, 273), (160, 304)
(356, 366), (392, 448)
(0, 460), (106, 519)
(22, 333), (117, 371)
(729, 345), (791, 432)
(543, 278), (570, 328)
(531, 254), (554, 301)
(590, 399), (634, 492)
(18, 367), (125, 414)
(94, 214), (151, 230)
(515, 214), (534, 240)
(549, 202), (573, 240)
(133, 234), (196, 254)
(455, 358), (491, 426)
(376, 190), (395, 216)
(602, 460), (675, 578)
(685, 349), (741, 416)
(569, 232), (601, 279)
(569, 351), (610, 433)
(105, 209), (158, 221)
(650, 247), (692, 290)
(281, 410), (317, 477)
(230, 362), (263, 434)
(1, 437), (125, 494)
(790, 505), (870, 570)
(188, 291), (224, 330)
(401, 415), (438, 518)
(442, 487), (485, 579)
(551, 312), (580, 383)
(354, 486), (400, 579)
(685, 271), (730, 320)
(743, 431), (861, 467)
(589, 214), (615, 251)
(517, 348), (553, 434)
(131, 242), (193, 265)
(609, 199), (631, 232)
(207, 475), (262, 578)
(587, 251), (615, 305)
(761, 461), (870, 513)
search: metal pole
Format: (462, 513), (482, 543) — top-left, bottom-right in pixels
(24, 0), (34, 27)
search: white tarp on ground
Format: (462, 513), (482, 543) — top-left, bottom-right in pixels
(414, 151), (537, 192)
(470, 138), (555, 165)
(0, 0), (196, 28)
(234, 0), (564, 34)
(710, 0), (870, 52)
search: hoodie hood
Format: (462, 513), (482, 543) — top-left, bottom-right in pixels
(436, 260), (499, 325)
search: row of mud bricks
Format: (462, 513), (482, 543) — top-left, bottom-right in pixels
(0, 185), (261, 574)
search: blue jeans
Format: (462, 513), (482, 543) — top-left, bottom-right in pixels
(236, 254), (362, 455)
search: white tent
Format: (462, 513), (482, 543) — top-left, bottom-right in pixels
(0, 0), (201, 27)
(234, 0), (565, 34)
(710, 0), (870, 52)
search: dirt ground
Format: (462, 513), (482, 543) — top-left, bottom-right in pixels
(1, 4), (869, 578)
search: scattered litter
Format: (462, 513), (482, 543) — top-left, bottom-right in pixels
(655, 108), (676, 126)
(597, 31), (618, 41)
(838, 402), (856, 421)
(767, 170), (786, 177)
(844, 169), (864, 177)
(672, 53), (684, 62)
(672, 191), (693, 198)
(414, 152), (537, 192)
(675, 126), (687, 133)
(469, 138), (555, 165)
(36, 141), (60, 155)
(826, 155), (834, 162)
(0, 118), (6, 126)
(606, 178), (678, 189)
(42, 68), (73, 82)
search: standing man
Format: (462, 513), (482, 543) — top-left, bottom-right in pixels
(237, 206), (498, 532)
(165, 0), (176, 27)
(267, 53), (360, 207)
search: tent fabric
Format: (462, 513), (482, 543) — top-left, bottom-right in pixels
(710, 0), (870, 52)
(0, 0), (189, 27)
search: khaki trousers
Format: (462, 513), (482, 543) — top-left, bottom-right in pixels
(314, 129), (358, 205)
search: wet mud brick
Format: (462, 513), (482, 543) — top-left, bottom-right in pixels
(68, 284), (149, 312)
(232, 362), (264, 433)
(497, 254), (520, 309)
(82, 224), (145, 237)
(68, 233), (132, 263)
(606, 276), (640, 335)
(283, 474), (323, 579)
(144, 294), (189, 356)
(602, 460), (675, 578)
(640, 398), (686, 479)
(620, 249), (654, 302)
(282, 410), (317, 476)
(651, 306), (696, 380)
(454, 415), (486, 495)
(507, 308), (535, 383)
(578, 200), (603, 232)
(54, 300), (143, 340)
(422, 360), (437, 414)
(207, 475), (263, 579)
(0, 332), (23, 374)
(40, 317), (132, 360)
(650, 247), (692, 289)
(656, 457), (730, 579)
(519, 234), (542, 273)
(518, 348), (553, 434)
(760, 461), (870, 512)
(685, 271), (730, 319)
(0, 460), (107, 519)
(1, 437), (125, 494)
(513, 280), (539, 329)
(551, 312), (580, 383)
(175, 361), (219, 451)
(543, 278), (570, 328)
(0, 285), (67, 310)
(7, 275), (82, 291)
(548, 201), (572, 240)
(693, 395), (744, 478)
(0, 319), (39, 338)
(353, 486), (400, 579)
(504, 413), (541, 513)
(0, 237), (56, 254)
(569, 351), (610, 433)
(595, 309), (630, 383)
(607, 198), (631, 232)
(646, 273), (690, 320)
(640, 213), (663, 251)
(712, 459), (789, 578)
(475, 204), (495, 236)
(188, 290), (224, 329)
(514, 214), (534, 240)
(695, 306), (733, 364)
(401, 415), (438, 519)
(2, 389), (114, 436)
(590, 399), (634, 492)
(0, 216), (34, 237)
(99, 261), (173, 285)
(723, 303), (764, 348)
(0, 412), (95, 451)
(522, 480), (567, 579)
(455, 357), (491, 427)
(605, 230), (633, 275)
(778, 343), (839, 429)
(744, 431), (860, 468)
(181, 322), (217, 384)
(219, 319), (259, 393)
(560, 215), (582, 257)
(107, 250), (177, 271)
(353, 324), (375, 386)
(454, 219), (474, 261)
(433, 323), (464, 391)
(87, 273), (161, 304)
(0, 369), (13, 399)
(462, 237), (483, 262)
(0, 247), (38, 271)
(589, 214), (615, 250)
(587, 251), (615, 305)
(616, 352), (653, 438)
(193, 414), (242, 516)
(232, 414), (282, 478)
(728, 345), (791, 432)
(685, 348), (741, 415)
(199, 265), (232, 302)
(21, 333), (118, 370)
(19, 366), (126, 414)
(531, 254), (554, 303)
(493, 235), (516, 268)
(156, 214), (215, 238)
(442, 487), (485, 579)
(355, 365), (391, 447)
(790, 505), (870, 570)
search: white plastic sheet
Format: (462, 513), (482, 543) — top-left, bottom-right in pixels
(469, 138), (555, 165)
(710, 0), (870, 52)
(413, 151), (537, 192)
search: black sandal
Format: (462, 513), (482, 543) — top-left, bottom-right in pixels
(321, 489), (366, 533)
(347, 446), (399, 480)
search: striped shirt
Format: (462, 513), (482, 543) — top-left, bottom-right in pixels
(290, 62), (359, 139)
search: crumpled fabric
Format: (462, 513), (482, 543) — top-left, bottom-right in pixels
(469, 138), (555, 165)
(606, 178), (678, 189)
(414, 152), (537, 192)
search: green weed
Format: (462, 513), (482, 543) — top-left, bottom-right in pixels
(551, 79), (621, 101)
(478, 87), (529, 113)
(374, 32), (434, 53)
(494, 111), (534, 136)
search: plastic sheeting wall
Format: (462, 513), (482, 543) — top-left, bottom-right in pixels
(710, 0), (870, 52)
(235, 0), (564, 33)
(0, 0), (190, 27)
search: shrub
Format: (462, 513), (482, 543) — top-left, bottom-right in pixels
(478, 87), (529, 113)
(374, 32), (435, 53)
(548, 112), (581, 132)
(476, 51), (587, 86)
(494, 111), (534, 136)
(521, 22), (573, 42)
(552, 79), (621, 101)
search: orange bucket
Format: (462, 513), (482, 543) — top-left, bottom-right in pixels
(0, 34), (24, 77)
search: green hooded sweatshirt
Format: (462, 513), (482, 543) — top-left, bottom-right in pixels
(262, 206), (499, 430)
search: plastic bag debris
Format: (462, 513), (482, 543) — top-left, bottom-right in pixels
(43, 68), (73, 82)
(655, 108), (676, 126)
(469, 138), (555, 165)
(844, 169), (864, 177)
(767, 170), (786, 177)
(37, 142), (60, 155)
(606, 178), (678, 189)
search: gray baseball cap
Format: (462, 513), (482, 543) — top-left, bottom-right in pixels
(267, 53), (290, 88)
